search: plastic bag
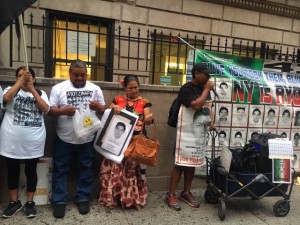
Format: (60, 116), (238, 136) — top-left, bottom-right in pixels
(72, 102), (101, 139)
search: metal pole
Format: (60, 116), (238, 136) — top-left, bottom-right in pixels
(18, 15), (28, 69)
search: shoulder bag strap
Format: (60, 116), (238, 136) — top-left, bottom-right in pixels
(141, 119), (158, 141)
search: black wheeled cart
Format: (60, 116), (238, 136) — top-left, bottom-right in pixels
(204, 132), (295, 221)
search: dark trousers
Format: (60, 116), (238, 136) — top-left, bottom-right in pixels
(51, 136), (94, 204)
(4, 157), (39, 192)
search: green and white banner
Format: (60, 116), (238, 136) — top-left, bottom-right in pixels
(192, 50), (300, 172)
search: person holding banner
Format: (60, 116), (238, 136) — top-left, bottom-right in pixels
(0, 66), (49, 218)
(98, 75), (154, 211)
(165, 63), (214, 211)
(49, 60), (106, 218)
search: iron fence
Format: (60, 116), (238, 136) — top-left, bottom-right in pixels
(8, 12), (300, 82)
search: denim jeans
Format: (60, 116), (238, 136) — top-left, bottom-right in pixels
(51, 136), (94, 204)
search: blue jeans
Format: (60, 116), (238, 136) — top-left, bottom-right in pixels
(51, 136), (94, 204)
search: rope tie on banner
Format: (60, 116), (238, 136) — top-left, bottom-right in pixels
(178, 36), (198, 50)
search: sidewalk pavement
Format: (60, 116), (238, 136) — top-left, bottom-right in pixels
(1, 183), (299, 225)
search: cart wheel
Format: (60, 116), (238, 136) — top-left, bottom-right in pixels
(273, 200), (290, 217)
(204, 189), (219, 204)
(218, 199), (226, 221)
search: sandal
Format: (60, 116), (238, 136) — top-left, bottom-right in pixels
(134, 204), (141, 211)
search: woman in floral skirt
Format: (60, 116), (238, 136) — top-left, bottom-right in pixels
(99, 74), (154, 210)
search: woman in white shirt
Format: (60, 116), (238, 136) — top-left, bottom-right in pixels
(0, 66), (49, 219)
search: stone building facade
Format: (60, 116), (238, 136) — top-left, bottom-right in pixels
(0, 0), (299, 81)
(0, 0), (299, 202)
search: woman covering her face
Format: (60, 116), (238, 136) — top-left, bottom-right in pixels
(0, 66), (49, 218)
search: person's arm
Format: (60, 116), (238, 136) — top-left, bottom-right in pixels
(89, 100), (106, 114)
(26, 81), (49, 113)
(48, 85), (77, 117)
(143, 107), (153, 125)
(49, 105), (77, 117)
(89, 88), (106, 114)
(189, 81), (214, 111)
(3, 72), (25, 103)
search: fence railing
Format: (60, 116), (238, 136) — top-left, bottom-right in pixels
(8, 13), (300, 81)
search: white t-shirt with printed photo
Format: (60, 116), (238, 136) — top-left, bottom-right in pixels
(49, 80), (105, 144)
(0, 87), (49, 159)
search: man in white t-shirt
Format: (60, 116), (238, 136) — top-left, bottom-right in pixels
(49, 60), (106, 219)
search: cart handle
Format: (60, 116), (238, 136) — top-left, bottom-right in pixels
(210, 129), (218, 138)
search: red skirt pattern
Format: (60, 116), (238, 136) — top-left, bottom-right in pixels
(98, 158), (147, 208)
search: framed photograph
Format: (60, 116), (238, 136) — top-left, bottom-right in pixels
(95, 109), (138, 156)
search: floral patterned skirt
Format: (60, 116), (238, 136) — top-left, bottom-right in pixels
(98, 158), (147, 209)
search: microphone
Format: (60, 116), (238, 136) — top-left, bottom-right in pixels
(211, 89), (219, 99)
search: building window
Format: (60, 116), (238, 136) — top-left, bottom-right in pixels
(45, 11), (114, 81)
(150, 34), (204, 86)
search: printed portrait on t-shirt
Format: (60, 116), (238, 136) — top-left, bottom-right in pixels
(66, 90), (94, 109)
(13, 90), (43, 127)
